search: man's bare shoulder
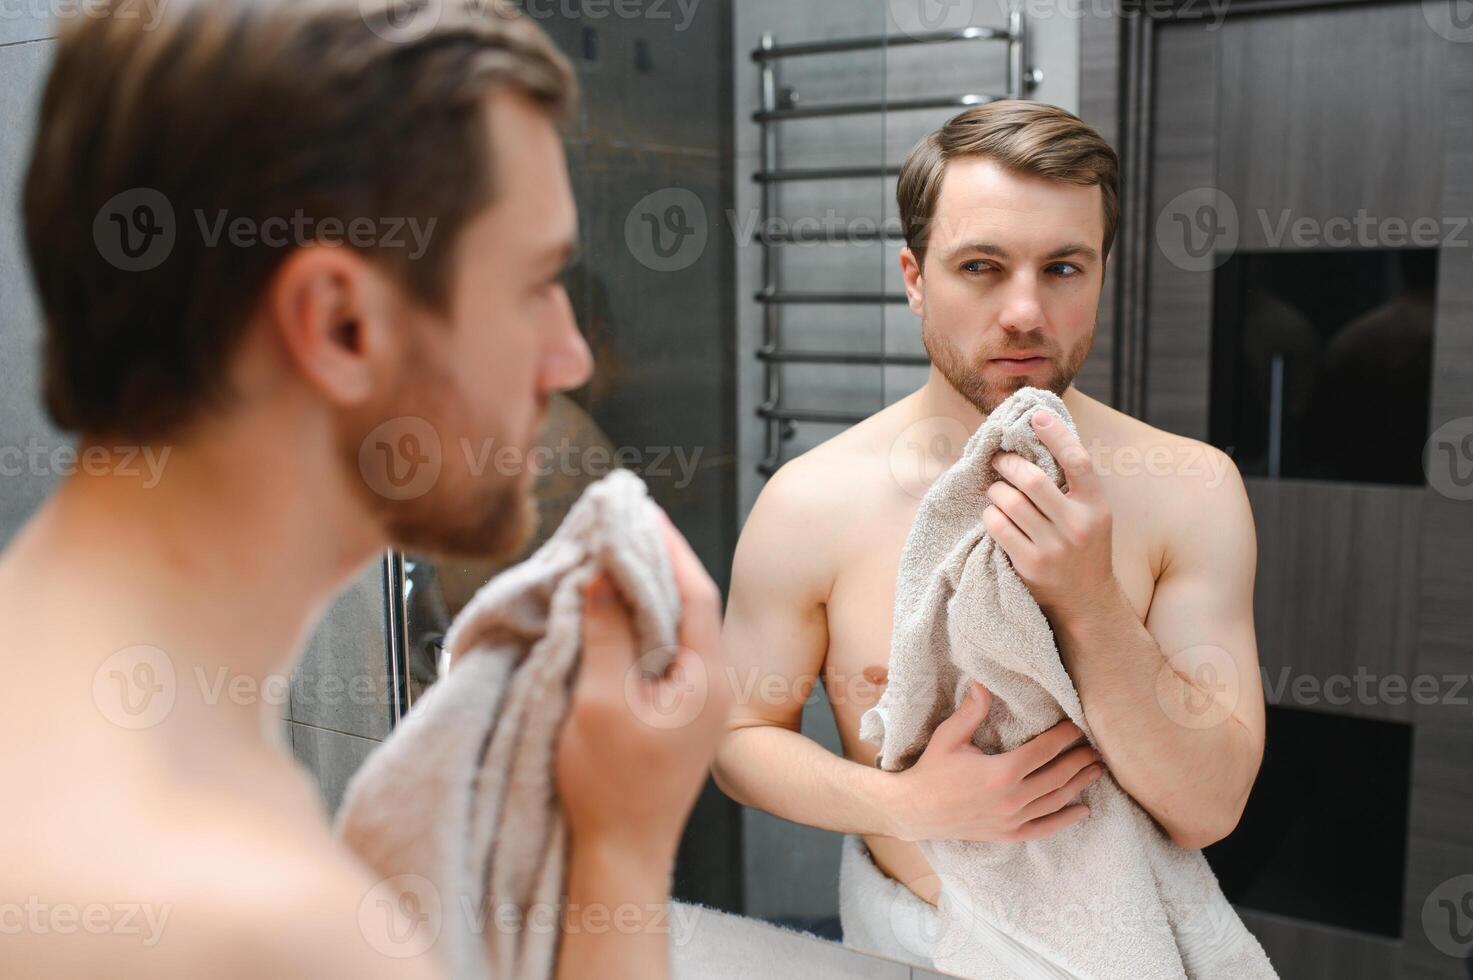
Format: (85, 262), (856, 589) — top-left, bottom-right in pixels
(2, 808), (440, 980)
(760, 394), (921, 516)
(1069, 390), (1251, 575)
(734, 395), (921, 599)
(1070, 389), (1242, 502)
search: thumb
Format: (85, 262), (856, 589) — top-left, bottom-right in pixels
(579, 572), (635, 691)
(932, 681), (991, 751)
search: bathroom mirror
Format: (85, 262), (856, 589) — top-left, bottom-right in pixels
(330, 1), (1473, 977)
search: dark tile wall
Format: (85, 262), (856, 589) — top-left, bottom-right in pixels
(555, 2), (738, 598)
(546, 0), (741, 913)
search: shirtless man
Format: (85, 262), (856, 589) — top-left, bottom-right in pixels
(714, 102), (1266, 913)
(0, 3), (726, 978)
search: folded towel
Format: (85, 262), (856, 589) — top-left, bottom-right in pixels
(838, 833), (940, 968)
(858, 387), (1276, 980)
(336, 469), (681, 980)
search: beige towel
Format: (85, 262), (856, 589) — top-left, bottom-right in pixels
(858, 386), (1276, 980)
(336, 469), (681, 980)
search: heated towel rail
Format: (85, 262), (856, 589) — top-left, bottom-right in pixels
(753, 13), (1040, 476)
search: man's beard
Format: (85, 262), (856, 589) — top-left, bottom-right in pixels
(340, 360), (541, 564)
(922, 319), (1094, 416)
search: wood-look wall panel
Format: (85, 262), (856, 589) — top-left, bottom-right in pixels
(1137, 6), (1473, 977)
(1077, 5), (1122, 407)
(1246, 478), (1423, 723)
(1401, 21), (1473, 980)
(1399, 726), (1473, 978)
(1218, 6), (1444, 252)
(1145, 22), (1218, 438)
(1238, 908), (1399, 980)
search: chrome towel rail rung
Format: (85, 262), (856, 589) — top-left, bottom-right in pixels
(758, 345), (929, 367)
(754, 93), (998, 123)
(755, 289), (910, 305)
(757, 405), (870, 426)
(753, 10), (1032, 478)
(751, 25), (1011, 62)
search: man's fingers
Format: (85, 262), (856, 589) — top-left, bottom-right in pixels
(1017, 759), (1104, 823)
(1009, 803), (1091, 842)
(656, 644), (731, 730)
(1029, 410), (1102, 503)
(580, 572), (637, 693)
(985, 477), (1051, 543)
(1018, 743), (1101, 799)
(993, 452), (1070, 526)
(931, 682), (991, 751)
(982, 503), (1029, 558)
(1005, 717), (1087, 775)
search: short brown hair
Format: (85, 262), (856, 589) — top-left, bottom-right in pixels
(24, 0), (576, 438)
(896, 100), (1120, 270)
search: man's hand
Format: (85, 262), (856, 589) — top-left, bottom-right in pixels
(553, 514), (730, 980)
(556, 511), (730, 865)
(885, 682), (1104, 843)
(983, 408), (1118, 624)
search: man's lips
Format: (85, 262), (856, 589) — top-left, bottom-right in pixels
(988, 355), (1049, 375)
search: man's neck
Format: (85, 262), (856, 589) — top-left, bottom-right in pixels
(17, 413), (383, 743)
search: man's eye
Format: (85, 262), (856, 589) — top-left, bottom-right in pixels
(961, 260), (991, 275)
(1048, 263), (1081, 278)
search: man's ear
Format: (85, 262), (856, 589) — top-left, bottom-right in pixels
(899, 246), (925, 317)
(267, 245), (402, 407)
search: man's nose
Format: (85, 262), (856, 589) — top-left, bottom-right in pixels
(996, 275), (1047, 333)
(541, 292), (594, 394)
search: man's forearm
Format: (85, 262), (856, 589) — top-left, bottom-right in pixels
(713, 725), (897, 837)
(1051, 584), (1256, 849)
(556, 839), (673, 980)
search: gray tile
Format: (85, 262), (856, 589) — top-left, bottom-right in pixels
(289, 721), (380, 817)
(579, 149), (730, 450)
(0, 7), (56, 46)
(659, 457), (736, 594)
(742, 809), (843, 924)
(290, 562), (392, 739)
(0, 39), (59, 549)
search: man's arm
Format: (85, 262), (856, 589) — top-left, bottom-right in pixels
(984, 410), (1265, 850)
(711, 463), (902, 837)
(715, 462), (1103, 846)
